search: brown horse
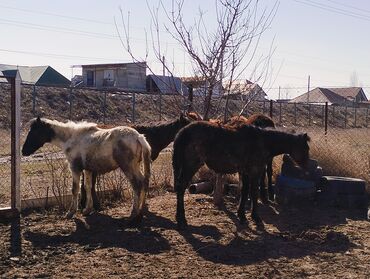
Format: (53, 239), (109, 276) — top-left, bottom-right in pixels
(80, 113), (198, 209)
(172, 121), (310, 228)
(212, 114), (275, 205)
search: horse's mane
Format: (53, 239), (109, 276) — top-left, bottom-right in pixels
(40, 118), (98, 132)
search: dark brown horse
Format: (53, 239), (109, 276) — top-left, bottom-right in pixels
(211, 114), (275, 205)
(172, 121), (310, 228)
(81, 113), (198, 209)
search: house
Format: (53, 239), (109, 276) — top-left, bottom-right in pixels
(77, 62), (147, 91)
(147, 75), (188, 95)
(181, 76), (223, 96)
(0, 64), (70, 86)
(289, 87), (368, 106)
(223, 80), (268, 101)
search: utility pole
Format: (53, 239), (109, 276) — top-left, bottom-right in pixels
(307, 75), (310, 103)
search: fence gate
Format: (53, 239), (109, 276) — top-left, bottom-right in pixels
(0, 71), (21, 219)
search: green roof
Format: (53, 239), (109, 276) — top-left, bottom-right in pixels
(0, 64), (70, 86)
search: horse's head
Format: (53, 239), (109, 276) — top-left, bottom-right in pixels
(178, 111), (202, 128)
(289, 133), (310, 168)
(22, 117), (55, 156)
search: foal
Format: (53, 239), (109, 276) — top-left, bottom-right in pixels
(212, 114), (275, 205)
(22, 117), (151, 224)
(173, 121), (310, 228)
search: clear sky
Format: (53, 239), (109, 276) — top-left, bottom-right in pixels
(1, 0), (369, 99)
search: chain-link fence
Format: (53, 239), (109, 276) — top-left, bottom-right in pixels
(0, 82), (369, 210)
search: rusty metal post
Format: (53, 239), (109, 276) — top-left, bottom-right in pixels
(308, 104), (311, 126)
(11, 71), (21, 212)
(325, 102), (328, 135)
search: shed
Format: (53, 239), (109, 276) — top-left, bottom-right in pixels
(77, 62), (147, 91)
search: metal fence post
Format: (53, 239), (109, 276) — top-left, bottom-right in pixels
(132, 92), (136, 123)
(69, 87), (73, 120)
(325, 102), (328, 135)
(294, 102), (297, 125)
(279, 102), (282, 125)
(308, 104), (311, 126)
(269, 100), (273, 118)
(32, 84), (36, 115)
(321, 105), (325, 126)
(103, 91), (107, 124)
(11, 71), (21, 212)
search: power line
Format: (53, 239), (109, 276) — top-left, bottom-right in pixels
(0, 4), (114, 26)
(325, 0), (370, 15)
(293, 0), (370, 22)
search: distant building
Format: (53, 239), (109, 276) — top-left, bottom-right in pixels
(147, 75), (188, 95)
(289, 87), (368, 106)
(0, 64), (70, 86)
(78, 62), (147, 91)
(181, 76), (223, 96)
(223, 80), (268, 101)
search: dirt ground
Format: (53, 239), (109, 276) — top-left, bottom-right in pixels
(1, 192), (369, 279)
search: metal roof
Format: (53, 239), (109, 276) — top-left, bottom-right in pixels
(147, 74), (188, 95)
(0, 64), (70, 86)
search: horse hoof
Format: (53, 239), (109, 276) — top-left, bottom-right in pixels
(82, 208), (94, 216)
(65, 211), (75, 219)
(252, 215), (262, 224)
(176, 220), (188, 230)
(127, 215), (143, 227)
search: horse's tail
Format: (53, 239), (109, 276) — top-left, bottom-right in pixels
(138, 135), (151, 185)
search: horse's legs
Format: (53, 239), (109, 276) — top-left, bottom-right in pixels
(237, 173), (249, 224)
(250, 174), (262, 224)
(66, 171), (82, 219)
(213, 174), (224, 207)
(266, 158), (274, 201)
(259, 166), (269, 205)
(175, 163), (201, 229)
(82, 170), (94, 216)
(80, 172), (100, 210)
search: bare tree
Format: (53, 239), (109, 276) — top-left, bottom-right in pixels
(117, 0), (278, 120)
(162, 0), (278, 119)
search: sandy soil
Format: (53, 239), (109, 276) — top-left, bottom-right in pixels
(1, 192), (370, 279)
